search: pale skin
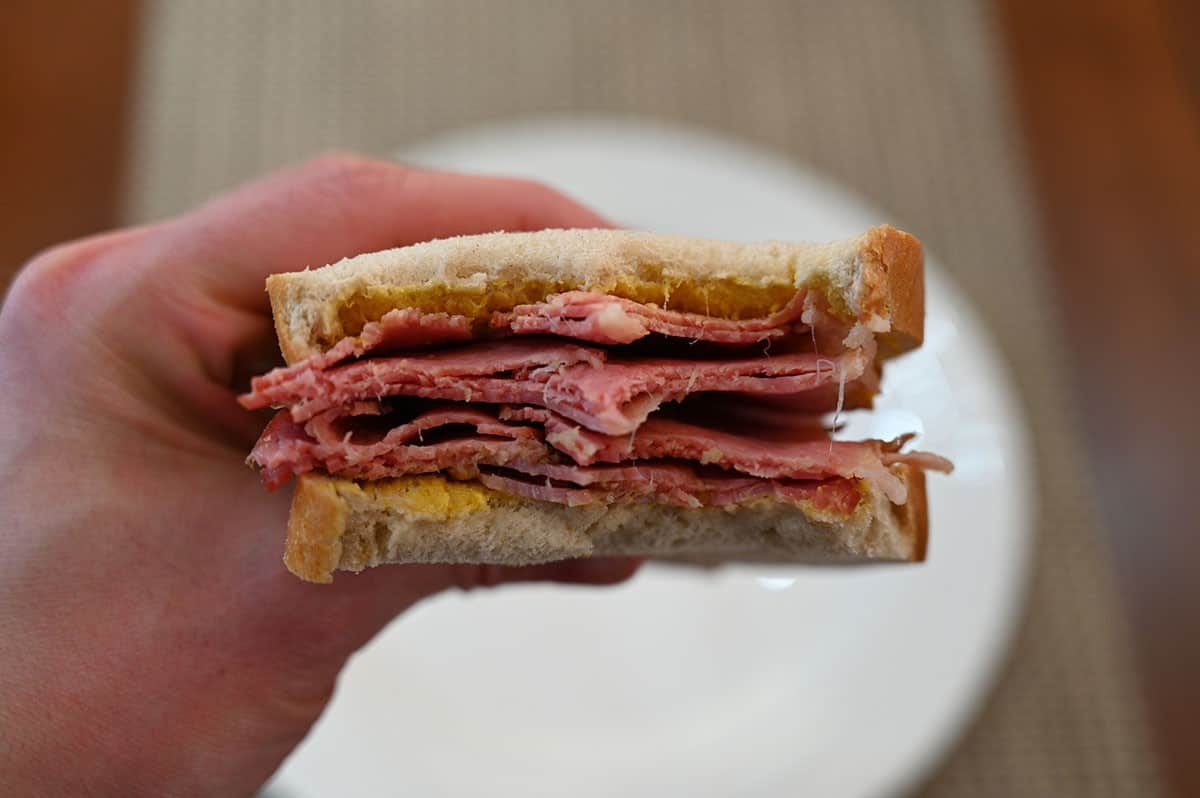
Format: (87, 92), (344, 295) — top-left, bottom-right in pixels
(0, 155), (641, 795)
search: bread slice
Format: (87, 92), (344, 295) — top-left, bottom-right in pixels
(266, 225), (923, 364)
(283, 466), (928, 583)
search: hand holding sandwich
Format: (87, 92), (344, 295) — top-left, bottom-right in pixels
(0, 155), (640, 795)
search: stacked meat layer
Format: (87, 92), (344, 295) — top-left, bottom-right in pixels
(241, 291), (950, 516)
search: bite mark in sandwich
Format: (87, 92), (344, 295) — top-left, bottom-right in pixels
(239, 226), (952, 581)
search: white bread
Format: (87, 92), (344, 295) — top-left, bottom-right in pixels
(284, 466), (928, 583)
(266, 225), (923, 364)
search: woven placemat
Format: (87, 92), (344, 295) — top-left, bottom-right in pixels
(125, 2), (1161, 794)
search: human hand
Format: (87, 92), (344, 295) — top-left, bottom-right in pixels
(0, 155), (640, 796)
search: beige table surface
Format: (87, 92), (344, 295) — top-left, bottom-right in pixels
(123, 2), (1162, 794)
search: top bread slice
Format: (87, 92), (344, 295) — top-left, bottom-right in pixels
(266, 225), (924, 365)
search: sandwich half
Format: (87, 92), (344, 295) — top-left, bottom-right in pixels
(240, 226), (951, 582)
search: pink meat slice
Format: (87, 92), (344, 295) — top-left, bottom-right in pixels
(240, 338), (605, 422)
(263, 308), (477, 381)
(239, 337), (866, 435)
(302, 403), (538, 447)
(502, 459), (695, 485)
(543, 348), (869, 434)
(493, 290), (809, 345)
(498, 406), (952, 504)
(709, 478), (863, 511)
(302, 290), (812, 374)
(249, 400), (948, 507)
(476, 468), (863, 512)
(360, 308), (475, 351)
(265, 289), (808, 383)
(498, 405), (615, 464)
(249, 406), (553, 490)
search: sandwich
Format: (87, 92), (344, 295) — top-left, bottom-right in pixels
(239, 226), (952, 582)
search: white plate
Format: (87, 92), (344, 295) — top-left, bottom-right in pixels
(266, 118), (1035, 798)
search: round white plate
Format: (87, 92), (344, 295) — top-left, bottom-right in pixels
(266, 118), (1035, 798)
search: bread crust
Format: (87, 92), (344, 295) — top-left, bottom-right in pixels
(892, 463), (929, 562)
(284, 475), (348, 583)
(265, 226), (924, 365)
(282, 470), (928, 583)
(861, 225), (924, 356)
(268, 277), (308, 366)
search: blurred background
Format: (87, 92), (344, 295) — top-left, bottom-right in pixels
(4, 1), (1196, 796)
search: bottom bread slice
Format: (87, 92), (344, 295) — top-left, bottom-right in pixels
(280, 468), (926, 578)
(283, 466), (928, 583)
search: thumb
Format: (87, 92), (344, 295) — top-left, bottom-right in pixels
(287, 558), (643, 663)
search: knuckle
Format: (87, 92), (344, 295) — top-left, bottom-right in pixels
(309, 150), (371, 175)
(299, 152), (412, 209)
(308, 151), (401, 187)
(493, 176), (585, 231)
(3, 226), (150, 327)
(508, 176), (561, 202)
(6, 240), (99, 316)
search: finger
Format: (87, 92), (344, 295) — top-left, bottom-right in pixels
(3, 222), (166, 325)
(158, 153), (612, 312)
(480, 557), (645, 587)
(337, 557), (643, 608)
(293, 558), (644, 662)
